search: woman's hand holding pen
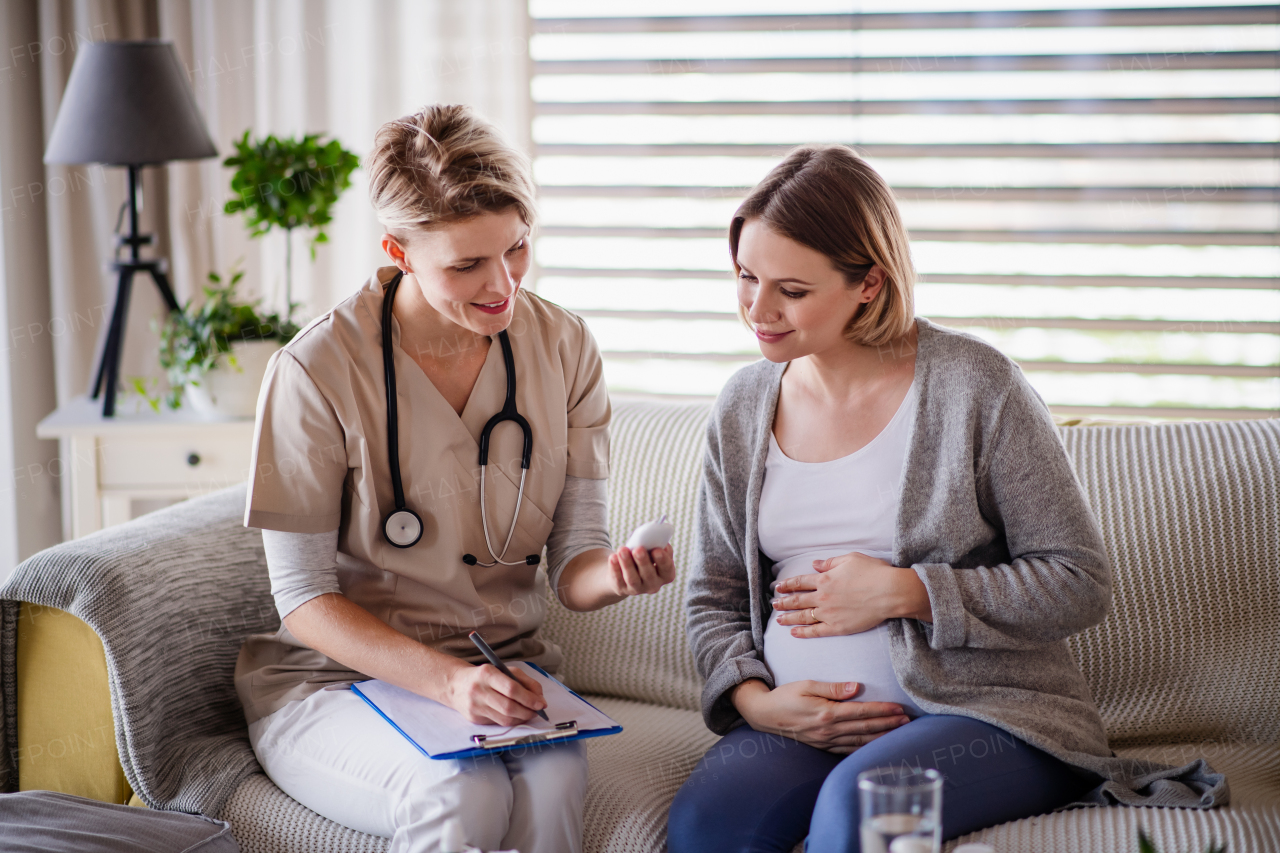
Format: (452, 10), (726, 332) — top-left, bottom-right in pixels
(771, 551), (933, 637)
(444, 661), (548, 727)
(284, 592), (549, 727)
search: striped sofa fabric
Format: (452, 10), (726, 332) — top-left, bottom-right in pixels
(222, 406), (1280, 853)
(536, 406), (1280, 853)
(25, 403), (1274, 853)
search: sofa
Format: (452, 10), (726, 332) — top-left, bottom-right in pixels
(2, 400), (1278, 853)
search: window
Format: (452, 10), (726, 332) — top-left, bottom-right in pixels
(529, 0), (1280, 419)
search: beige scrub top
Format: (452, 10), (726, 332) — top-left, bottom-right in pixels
(234, 266), (610, 724)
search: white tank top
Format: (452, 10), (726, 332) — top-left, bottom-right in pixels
(757, 379), (925, 718)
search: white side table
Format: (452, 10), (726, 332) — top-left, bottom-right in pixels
(37, 396), (255, 539)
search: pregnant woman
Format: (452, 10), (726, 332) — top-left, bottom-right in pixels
(668, 146), (1227, 853)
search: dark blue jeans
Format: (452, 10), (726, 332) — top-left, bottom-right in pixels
(667, 714), (1098, 853)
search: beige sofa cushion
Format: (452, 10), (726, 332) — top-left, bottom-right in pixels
(541, 401), (713, 713)
(1059, 420), (1280, 747)
(218, 411), (1280, 853)
(219, 773), (385, 853)
(219, 703), (1280, 853)
(950, 742), (1280, 852)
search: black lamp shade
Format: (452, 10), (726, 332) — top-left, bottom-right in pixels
(44, 40), (216, 166)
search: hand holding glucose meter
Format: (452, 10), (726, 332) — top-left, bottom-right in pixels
(626, 514), (673, 550)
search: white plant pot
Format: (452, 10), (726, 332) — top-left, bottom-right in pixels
(184, 340), (282, 418)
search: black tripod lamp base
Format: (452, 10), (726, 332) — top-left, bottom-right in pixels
(90, 258), (179, 418)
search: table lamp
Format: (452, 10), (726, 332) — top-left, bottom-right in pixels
(44, 40), (217, 417)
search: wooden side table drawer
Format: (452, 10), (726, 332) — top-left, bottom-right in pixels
(97, 432), (253, 491)
(38, 396), (258, 538)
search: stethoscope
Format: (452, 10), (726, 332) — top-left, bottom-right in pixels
(380, 271), (540, 568)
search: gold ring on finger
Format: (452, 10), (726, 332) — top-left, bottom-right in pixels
(809, 608), (816, 623)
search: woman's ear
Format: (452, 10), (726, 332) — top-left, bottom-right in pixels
(858, 266), (887, 303)
(381, 233), (411, 273)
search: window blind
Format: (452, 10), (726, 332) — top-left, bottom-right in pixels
(528, 1), (1280, 419)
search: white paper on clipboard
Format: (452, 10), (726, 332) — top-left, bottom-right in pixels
(352, 662), (619, 758)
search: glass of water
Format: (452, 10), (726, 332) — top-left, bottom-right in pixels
(857, 766), (943, 853)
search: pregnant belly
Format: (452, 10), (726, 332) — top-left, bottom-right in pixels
(763, 551), (925, 717)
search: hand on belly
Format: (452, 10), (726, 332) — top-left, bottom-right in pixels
(732, 678), (910, 755)
(764, 614), (922, 718)
(771, 550), (904, 638)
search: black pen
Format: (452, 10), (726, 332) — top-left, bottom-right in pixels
(468, 631), (549, 721)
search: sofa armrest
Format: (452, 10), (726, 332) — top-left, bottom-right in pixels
(0, 484), (278, 816)
(16, 603), (130, 803)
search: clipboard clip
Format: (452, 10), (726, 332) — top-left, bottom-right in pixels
(472, 721), (578, 749)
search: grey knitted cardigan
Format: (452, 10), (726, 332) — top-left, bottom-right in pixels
(685, 317), (1229, 810)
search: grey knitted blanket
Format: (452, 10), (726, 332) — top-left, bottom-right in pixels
(0, 485), (272, 816)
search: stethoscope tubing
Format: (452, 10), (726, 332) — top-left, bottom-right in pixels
(382, 271), (423, 548)
(383, 272), (409, 512)
(379, 269), (536, 566)
(476, 463), (530, 567)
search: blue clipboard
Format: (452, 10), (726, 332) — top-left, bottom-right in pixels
(351, 662), (622, 760)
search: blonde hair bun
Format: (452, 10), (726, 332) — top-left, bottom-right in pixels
(367, 104), (536, 236)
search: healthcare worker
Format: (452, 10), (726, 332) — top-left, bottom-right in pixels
(234, 104), (675, 853)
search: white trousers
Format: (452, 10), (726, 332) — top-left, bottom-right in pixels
(248, 686), (589, 853)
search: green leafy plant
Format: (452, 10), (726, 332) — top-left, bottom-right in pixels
(130, 267), (299, 412)
(222, 131), (359, 323)
(1138, 827), (1226, 853)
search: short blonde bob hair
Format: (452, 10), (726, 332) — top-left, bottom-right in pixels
(367, 104), (536, 236)
(730, 145), (915, 348)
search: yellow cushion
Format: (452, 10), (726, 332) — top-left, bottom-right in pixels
(16, 603), (132, 804)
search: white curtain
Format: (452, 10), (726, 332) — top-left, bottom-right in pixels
(0, 1), (64, 575)
(40, 0), (531, 407)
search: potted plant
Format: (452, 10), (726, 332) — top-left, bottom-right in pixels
(131, 268), (299, 417)
(222, 131), (359, 324)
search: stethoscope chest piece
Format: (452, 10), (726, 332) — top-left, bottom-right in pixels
(384, 508), (423, 548)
